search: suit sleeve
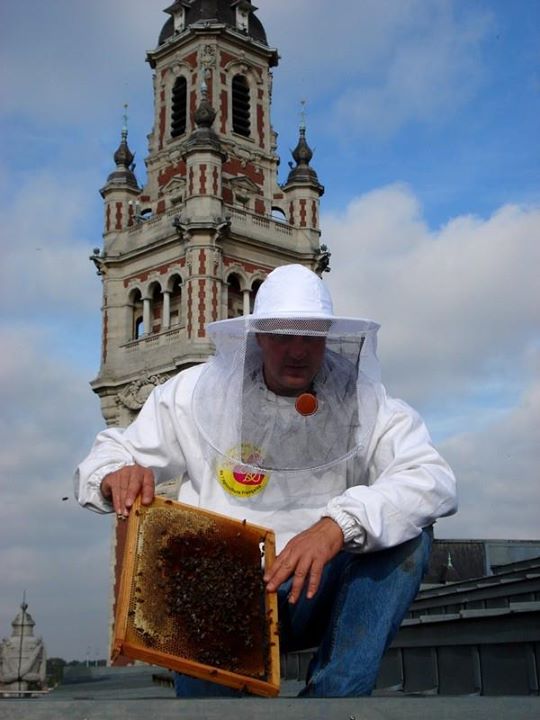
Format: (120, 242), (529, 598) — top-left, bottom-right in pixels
(74, 378), (187, 513)
(324, 391), (457, 552)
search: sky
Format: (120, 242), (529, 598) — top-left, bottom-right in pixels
(0, 0), (539, 662)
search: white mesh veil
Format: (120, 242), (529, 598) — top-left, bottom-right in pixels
(192, 265), (381, 483)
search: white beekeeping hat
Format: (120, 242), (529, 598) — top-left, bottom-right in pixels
(208, 264), (380, 340)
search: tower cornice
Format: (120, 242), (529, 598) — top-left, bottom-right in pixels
(147, 25), (278, 69)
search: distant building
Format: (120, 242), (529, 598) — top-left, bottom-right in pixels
(0, 599), (47, 696)
(425, 538), (540, 585)
(91, 0), (327, 430)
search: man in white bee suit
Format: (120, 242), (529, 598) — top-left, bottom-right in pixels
(75, 264), (457, 697)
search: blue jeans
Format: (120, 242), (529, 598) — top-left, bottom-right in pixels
(174, 528), (432, 698)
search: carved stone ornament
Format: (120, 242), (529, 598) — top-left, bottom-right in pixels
(167, 148), (182, 164)
(210, 247), (222, 275)
(89, 248), (107, 276)
(116, 374), (168, 411)
(213, 214), (232, 241)
(164, 175), (186, 195)
(315, 243), (332, 275)
(228, 175), (260, 194)
(200, 44), (217, 70)
(172, 214), (190, 240)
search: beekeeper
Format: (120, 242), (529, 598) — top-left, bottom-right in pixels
(75, 263), (457, 697)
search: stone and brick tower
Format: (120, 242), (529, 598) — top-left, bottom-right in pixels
(91, 0), (327, 427)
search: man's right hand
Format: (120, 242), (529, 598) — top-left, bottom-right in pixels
(100, 464), (155, 518)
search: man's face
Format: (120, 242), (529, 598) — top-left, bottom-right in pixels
(256, 333), (326, 396)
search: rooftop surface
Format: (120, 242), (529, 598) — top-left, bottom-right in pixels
(1, 666), (538, 720)
(1, 696), (539, 720)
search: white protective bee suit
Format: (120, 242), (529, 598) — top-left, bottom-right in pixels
(75, 264), (457, 553)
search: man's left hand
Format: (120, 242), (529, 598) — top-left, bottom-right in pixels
(264, 517), (344, 604)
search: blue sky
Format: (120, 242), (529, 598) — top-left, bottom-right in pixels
(1, 0), (539, 662)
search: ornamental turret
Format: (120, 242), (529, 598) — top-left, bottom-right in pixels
(282, 108), (324, 244)
(100, 109), (141, 241)
(181, 79), (227, 220)
(0, 598), (47, 694)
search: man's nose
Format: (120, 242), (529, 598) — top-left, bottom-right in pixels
(287, 336), (309, 359)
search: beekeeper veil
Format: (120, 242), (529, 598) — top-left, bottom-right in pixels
(192, 264), (381, 489)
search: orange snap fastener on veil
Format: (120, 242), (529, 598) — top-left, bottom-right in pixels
(295, 393), (318, 416)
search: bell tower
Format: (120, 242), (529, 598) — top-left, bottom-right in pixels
(91, 0), (327, 426)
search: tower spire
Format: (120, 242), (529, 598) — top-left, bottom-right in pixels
(122, 103), (129, 140)
(299, 98), (306, 132)
(285, 100), (323, 191)
(183, 77), (224, 156)
(103, 105), (139, 190)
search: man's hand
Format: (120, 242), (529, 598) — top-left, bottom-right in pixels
(100, 464), (155, 518)
(264, 517), (344, 604)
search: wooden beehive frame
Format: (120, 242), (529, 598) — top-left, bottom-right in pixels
(112, 495), (280, 697)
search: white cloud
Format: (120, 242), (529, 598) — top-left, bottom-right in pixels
(261, 0), (492, 137)
(323, 185), (540, 411)
(0, 326), (103, 501)
(1, 169), (103, 319)
(437, 366), (540, 540)
(0, 0), (159, 126)
(0, 326), (109, 658)
(334, 3), (489, 135)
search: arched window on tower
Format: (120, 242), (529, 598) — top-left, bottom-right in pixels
(249, 279), (263, 313)
(227, 274), (243, 318)
(232, 75), (251, 137)
(171, 76), (187, 138)
(130, 289), (144, 340)
(169, 275), (183, 326)
(150, 282), (164, 334)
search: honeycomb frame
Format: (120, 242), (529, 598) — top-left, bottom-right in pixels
(112, 495), (280, 697)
